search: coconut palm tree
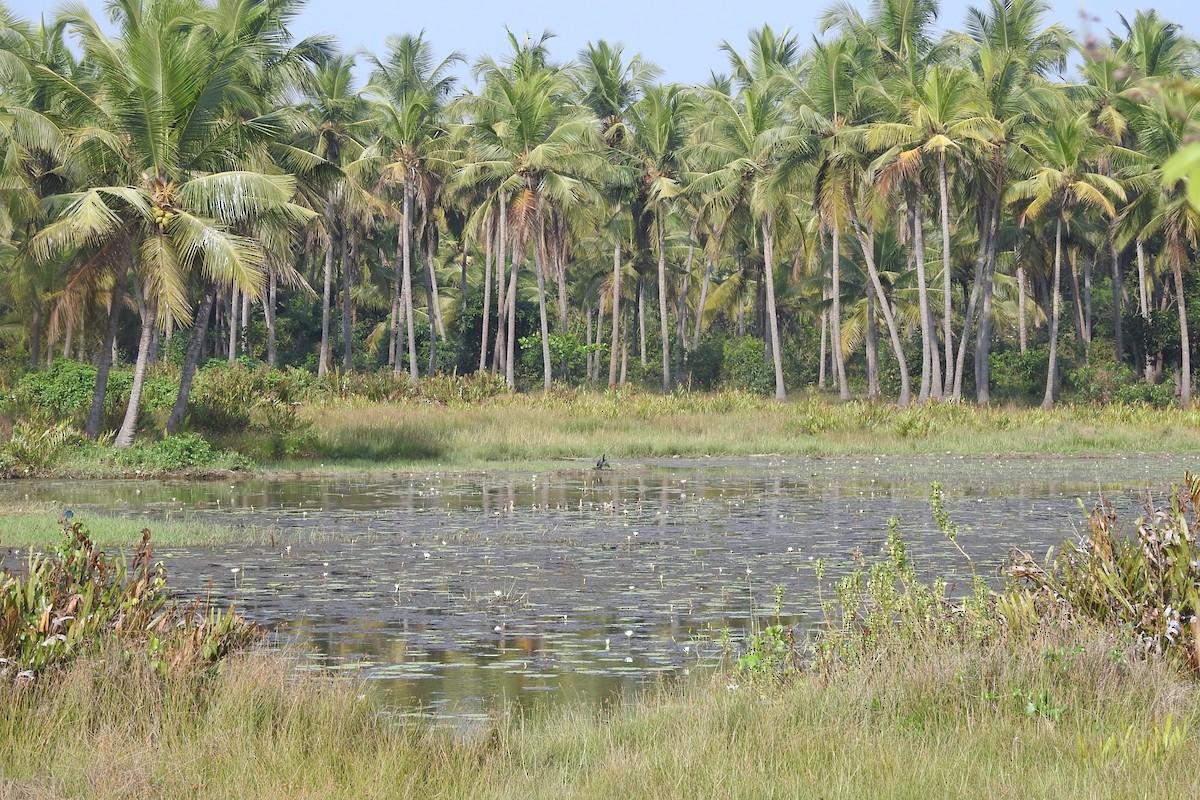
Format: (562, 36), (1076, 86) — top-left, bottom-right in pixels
(1117, 88), (1200, 407)
(363, 33), (463, 380)
(867, 65), (999, 394)
(30, 0), (314, 445)
(691, 33), (812, 401)
(1007, 114), (1124, 408)
(459, 31), (605, 390)
(628, 83), (689, 392)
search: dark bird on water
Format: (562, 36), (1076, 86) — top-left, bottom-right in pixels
(595, 454), (610, 470)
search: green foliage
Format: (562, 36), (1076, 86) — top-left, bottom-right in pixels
(0, 421), (86, 475)
(6, 360), (97, 422)
(990, 347), (1049, 402)
(1005, 473), (1200, 666)
(0, 518), (259, 681)
(111, 432), (247, 473)
(722, 337), (773, 395)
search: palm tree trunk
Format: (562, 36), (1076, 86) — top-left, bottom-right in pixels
(1042, 219), (1063, 410)
(1017, 263), (1027, 353)
(62, 316), (74, 363)
(29, 302), (41, 370)
(637, 277), (647, 367)
(342, 227), (356, 370)
(402, 179), (419, 380)
(266, 270), (277, 367)
(973, 180), (1002, 404)
(505, 240), (520, 390)
(692, 253), (712, 351)
(495, 194), (508, 376)
(910, 183), (941, 399)
(425, 245), (439, 376)
(115, 291), (157, 449)
(818, 309), (827, 391)
(657, 209), (671, 393)
(228, 284), (239, 364)
(1110, 236), (1123, 361)
(166, 288), (216, 435)
(85, 270), (126, 440)
(535, 216), (552, 392)
(479, 211), (494, 373)
(831, 227), (850, 400)
(1174, 250), (1191, 408)
(1068, 248), (1086, 348)
(938, 153), (955, 391)
(853, 216), (910, 407)
(608, 238), (621, 387)
(318, 198), (335, 378)
(866, 284), (879, 400)
(761, 217), (786, 402)
(1137, 240), (1150, 318)
(240, 284), (250, 358)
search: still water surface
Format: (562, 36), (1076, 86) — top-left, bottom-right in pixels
(2, 454), (1193, 720)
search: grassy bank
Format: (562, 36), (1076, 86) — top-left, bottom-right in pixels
(0, 506), (268, 548)
(1, 635), (1196, 799)
(8, 384), (1200, 479)
(288, 392), (1200, 467)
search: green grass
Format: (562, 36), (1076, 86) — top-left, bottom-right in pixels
(0, 507), (269, 548)
(1, 632), (1196, 799)
(282, 392), (1200, 469)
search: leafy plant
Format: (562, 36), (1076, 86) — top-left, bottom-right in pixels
(0, 518), (259, 681)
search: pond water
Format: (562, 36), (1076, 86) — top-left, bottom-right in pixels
(2, 454), (1194, 721)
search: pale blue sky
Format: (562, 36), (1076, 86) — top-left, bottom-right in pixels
(6, 0), (1196, 85)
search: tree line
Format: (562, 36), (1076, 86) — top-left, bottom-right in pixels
(2, 0), (1200, 447)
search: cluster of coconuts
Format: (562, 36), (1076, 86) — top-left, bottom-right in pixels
(152, 205), (175, 229)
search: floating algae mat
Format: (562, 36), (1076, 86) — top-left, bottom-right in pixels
(1, 454), (1191, 719)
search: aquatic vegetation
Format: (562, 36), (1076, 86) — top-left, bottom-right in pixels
(0, 518), (259, 681)
(1006, 472), (1200, 667)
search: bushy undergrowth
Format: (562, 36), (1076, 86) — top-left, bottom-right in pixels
(736, 475), (1200, 680)
(0, 519), (259, 682)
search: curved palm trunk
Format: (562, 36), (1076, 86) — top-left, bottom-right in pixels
(853, 215), (911, 407)
(479, 212), (494, 373)
(1042, 219), (1064, 410)
(402, 178), (419, 380)
(318, 198), (335, 378)
(953, 194), (993, 400)
(608, 238), (621, 387)
(938, 152), (954, 391)
(1174, 248), (1192, 408)
(166, 288), (216, 435)
(761, 217), (786, 402)
(85, 270), (127, 441)
(115, 294), (157, 448)
(657, 209), (671, 392)
(831, 227), (850, 400)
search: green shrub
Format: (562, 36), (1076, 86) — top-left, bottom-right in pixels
(722, 337), (774, 395)
(7, 360), (98, 423)
(990, 347), (1048, 402)
(0, 421), (86, 475)
(0, 519), (259, 680)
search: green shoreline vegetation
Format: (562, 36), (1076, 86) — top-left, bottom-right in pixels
(4, 482), (1200, 797)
